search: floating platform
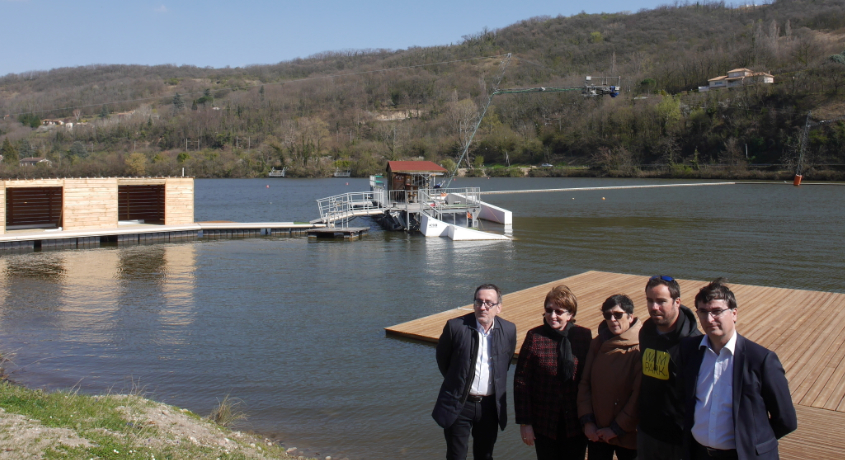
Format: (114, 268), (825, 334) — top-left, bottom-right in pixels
(0, 221), (324, 251)
(307, 227), (368, 239)
(385, 271), (845, 459)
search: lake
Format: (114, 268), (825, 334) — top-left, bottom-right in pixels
(0, 177), (842, 459)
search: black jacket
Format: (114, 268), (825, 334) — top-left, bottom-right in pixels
(679, 334), (797, 460)
(432, 313), (517, 430)
(638, 304), (702, 443)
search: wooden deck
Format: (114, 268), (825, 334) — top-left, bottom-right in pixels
(385, 270), (845, 459)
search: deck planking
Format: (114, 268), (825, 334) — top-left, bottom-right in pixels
(385, 270), (845, 458)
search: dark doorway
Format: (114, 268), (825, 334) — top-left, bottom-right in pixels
(118, 185), (165, 224)
(6, 187), (63, 230)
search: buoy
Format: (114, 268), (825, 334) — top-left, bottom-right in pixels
(266, 185), (270, 188)
(793, 175), (803, 186)
(572, 198), (575, 200)
(346, 182), (349, 185)
(602, 197), (605, 200)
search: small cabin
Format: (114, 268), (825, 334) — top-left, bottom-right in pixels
(386, 161), (448, 202)
(0, 177), (193, 234)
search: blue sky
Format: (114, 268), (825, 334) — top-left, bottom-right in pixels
(2, 0), (671, 76)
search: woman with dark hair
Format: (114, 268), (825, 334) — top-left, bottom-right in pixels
(514, 285), (593, 460)
(577, 294), (642, 460)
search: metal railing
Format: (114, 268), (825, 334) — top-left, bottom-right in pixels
(314, 187), (482, 228)
(418, 187), (481, 221)
(316, 191), (384, 227)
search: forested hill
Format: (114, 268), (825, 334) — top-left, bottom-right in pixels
(1, 0), (844, 179)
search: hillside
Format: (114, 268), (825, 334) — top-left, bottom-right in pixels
(0, 0), (844, 179)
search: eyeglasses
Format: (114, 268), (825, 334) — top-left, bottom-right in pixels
(696, 308), (733, 319)
(544, 308), (571, 316)
(474, 299), (500, 309)
(650, 275), (675, 282)
(602, 311), (627, 320)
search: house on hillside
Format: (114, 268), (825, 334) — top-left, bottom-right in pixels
(19, 157), (52, 167)
(699, 68), (774, 92)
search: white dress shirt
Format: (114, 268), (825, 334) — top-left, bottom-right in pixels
(692, 332), (738, 450)
(469, 319), (495, 396)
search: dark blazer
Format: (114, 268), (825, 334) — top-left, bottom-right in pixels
(432, 313), (517, 430)
(679, 333), (797, 460)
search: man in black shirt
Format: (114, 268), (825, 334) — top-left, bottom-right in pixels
(638, 275), (702, 460)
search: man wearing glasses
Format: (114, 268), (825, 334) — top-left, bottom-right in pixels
(639, 275), (702, 460)
(679, 279), (796, 460)
(432, 283), (518, 460)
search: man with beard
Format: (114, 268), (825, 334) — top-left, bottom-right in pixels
(638, 275), (702, 460)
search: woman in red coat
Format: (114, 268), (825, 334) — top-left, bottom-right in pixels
(514, 285), (593, 460)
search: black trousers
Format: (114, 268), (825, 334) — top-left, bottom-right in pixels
(587, 440), (637, 460)
(444, 396), (499, 460)
(534, 430), (587, 460)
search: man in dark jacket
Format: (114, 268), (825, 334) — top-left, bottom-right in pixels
(638, 275), (702, 460)
(432, 283), (518, 460)
(679, 279), (796, 460)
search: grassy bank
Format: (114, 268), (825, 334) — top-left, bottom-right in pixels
(0, 380), (314, 460)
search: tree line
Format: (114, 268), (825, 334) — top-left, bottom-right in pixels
(0, 0), (843, 180)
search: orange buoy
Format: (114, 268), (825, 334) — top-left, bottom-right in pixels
(266, 185), (270, 188)
(793, 175), (803, 186)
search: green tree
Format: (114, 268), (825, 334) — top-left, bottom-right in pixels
(125, 152), (147, 176)
(173, 93), (185, 110)
(99, 105), (109, 118)
(18, 140), (33, 159)
(68, 141), (88, 159)
(1, 138), (19, 164)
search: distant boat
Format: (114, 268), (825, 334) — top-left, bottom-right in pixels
(269, 167), (286, 178)
(333, 168), (351, 178)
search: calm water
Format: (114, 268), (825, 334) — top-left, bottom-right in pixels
(0, 178), (843, 459)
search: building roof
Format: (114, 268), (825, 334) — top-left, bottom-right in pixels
(19, 157), (50, 163)
(386, 161), (447, 173)
(709, 76), (728, 81)
(728, 68), (753, 73)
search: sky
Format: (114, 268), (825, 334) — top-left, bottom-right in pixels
(1, 0), (672, 76)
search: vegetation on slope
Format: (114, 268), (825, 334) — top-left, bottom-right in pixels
(0, 0), (843, 179)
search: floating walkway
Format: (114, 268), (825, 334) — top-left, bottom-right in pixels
(385, 271), (845, 459)
(0, 221), (328, 251)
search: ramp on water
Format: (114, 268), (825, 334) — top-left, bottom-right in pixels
(385, 270), (845, 460)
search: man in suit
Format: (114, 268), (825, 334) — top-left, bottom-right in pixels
(679, 279), (797, 460)
(432, 283), (518, 460)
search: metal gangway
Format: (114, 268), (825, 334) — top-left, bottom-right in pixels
(311, 187), (482, 230)
(311, 192), (386, 228)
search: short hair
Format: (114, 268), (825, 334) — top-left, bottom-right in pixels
(645, 275), (681, 300)
(545, 285), (578, 316)
(694, 277), (737, 310)
(474, 283), (502, 304)
(601, 294), (634, 315)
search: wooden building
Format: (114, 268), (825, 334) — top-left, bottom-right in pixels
(385, 161), (447, 202)
(0, 177), (193, 235)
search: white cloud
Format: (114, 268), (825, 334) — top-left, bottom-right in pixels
(154, 5), (168, 13)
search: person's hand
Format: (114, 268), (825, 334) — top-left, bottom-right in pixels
(584, 422), (600, 442)
(596, 427), (618, 442)
(520, 424), (536, 446)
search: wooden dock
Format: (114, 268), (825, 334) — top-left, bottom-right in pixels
(385, 271), (845, 459)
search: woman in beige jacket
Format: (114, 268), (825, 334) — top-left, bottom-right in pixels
(577, 294), (642, 460)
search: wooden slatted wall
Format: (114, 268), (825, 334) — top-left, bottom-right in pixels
(5, 187), (63, 229)
(118, 185), (165, 224)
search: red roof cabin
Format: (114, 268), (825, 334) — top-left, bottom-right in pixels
(386, 161), (448, 202)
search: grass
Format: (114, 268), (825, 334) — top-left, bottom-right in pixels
(208, 394), (247, 427)
(0, 381), (311, 460)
